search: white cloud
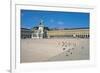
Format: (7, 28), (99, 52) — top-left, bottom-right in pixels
(50, 19), (54, 23)
(57, 21), (64, 25)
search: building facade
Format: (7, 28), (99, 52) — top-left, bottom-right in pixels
(47, 28), (89, 38)
(31, 20), (48, 39)
(21, 28), (32, 39)
(21, 20), (89, 39)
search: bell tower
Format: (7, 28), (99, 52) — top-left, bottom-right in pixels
(38, 20), (44, 38)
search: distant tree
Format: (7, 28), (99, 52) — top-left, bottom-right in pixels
(64, 28), (69, 30)
(44, 27), (50, 30)
(32, 27), (38, 30)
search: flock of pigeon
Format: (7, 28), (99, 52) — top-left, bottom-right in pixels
(58, 41), (80, 57)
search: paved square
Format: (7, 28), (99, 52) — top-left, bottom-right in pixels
(21, 38), (89, 63)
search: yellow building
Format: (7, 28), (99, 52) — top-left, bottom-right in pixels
(47, 28), (89, 38)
